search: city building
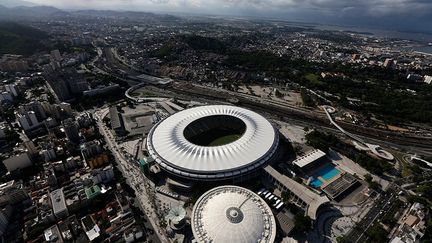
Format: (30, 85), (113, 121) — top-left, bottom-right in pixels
(109, 106), (125, 135)
(191, 185), (276, 243)
(391, 203), (428, 243)
(0, 205), (12, 238)
(424, 75), (432, 85)
(62, 118), (80, 144)
(50, 50), (62, 62)
(264, 165), (330, 220)
(292, 149), (327, 171)
(91, 165), (115, 184)
(0, 124), (7, 139)
(19, 101), (47, 121)
(5, 84), (19, 97)
(17, 111), (41, 131)
(383, 58), (395, 68)
(0, 92), (13, 102)
(50, 188), (69, 219)
(2, 152), (32, 172)
(22, 133), (39, 155)
(44, 224), (64, 243)
(0, 180), (29, 206)
(80, 141), (102, 160)
(81, 215), (100, 241)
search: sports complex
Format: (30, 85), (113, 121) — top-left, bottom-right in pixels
(146, 105), (280, 181)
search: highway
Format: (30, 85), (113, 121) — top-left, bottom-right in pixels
(90, 42), (432, 157)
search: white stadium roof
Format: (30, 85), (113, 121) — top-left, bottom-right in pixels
(192, 186), (276, 243)
(147, 105), (279, 180)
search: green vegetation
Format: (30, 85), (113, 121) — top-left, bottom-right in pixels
(304, 73), (321, 85)
(0, 22), (49, 55)
(381, 199), (404, 228)
(222, 49), (432, 124)
(151, 41), (176, 58)
(187, 128), (243, 146)
(300, 88), (316, 107)
(208, 134), (241, 146)
(407, 195), (431, 206)
(181, 35), (227, 53)
(336, 236), (348, 243)
(281, 191), (291, 203)
(364, 174), (381, 190)
(416, 184), (432, 201)
(423, 219), (432, 243)
(154, 34), (431, 124)
(294, 213), (312, 232)
(366, 224), (388, 243)
(305, 130), (393, 175)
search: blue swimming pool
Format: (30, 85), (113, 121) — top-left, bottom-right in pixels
(320, 164), (341, 181)
(310, 178), (323, 187)
(310, 164), (341, 188)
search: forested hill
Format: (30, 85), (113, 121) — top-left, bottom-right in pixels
(0, 22), (49, 55)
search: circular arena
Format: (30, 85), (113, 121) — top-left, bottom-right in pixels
(191, 186), (277, 243)
(146, 105), (279, 181)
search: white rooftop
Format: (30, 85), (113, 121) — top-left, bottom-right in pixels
(292, 149), (326, 168)
(147, 105), (279, 180)
(192, 186), (276, 243)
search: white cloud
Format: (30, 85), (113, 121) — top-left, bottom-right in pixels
(27, 0), (432, 16)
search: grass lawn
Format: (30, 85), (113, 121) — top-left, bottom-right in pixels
(305, 73), (322, 85)
(208, 134), (242, 146)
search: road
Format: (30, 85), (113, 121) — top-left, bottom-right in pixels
(166, 83), (432, 156)
(344, 187), (396, 242)
(95, 108), (166, 243)
(91, 42), (432, 156)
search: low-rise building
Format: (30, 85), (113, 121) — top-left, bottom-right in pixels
(50, 188), (68, 219)
(2, 152), (32, 172)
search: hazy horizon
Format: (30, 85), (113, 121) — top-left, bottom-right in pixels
(3, 0), (432, 33)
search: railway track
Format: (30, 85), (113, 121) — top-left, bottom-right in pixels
(168, 84), (432, 152)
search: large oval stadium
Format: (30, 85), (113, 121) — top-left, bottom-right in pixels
(146, 105), (279, 181)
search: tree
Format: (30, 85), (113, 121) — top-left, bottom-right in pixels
(103, 116), (110, 126)
(366, 224), (388, 243)
(294, 213), (312, 232)
(281, 191), (291, 203)
(368, 181), (381, 191)
(364, 173), (373, 183)
(364, 173), (380, 190)
(336, 236), (347, 243)
(300, 88), (315, 107)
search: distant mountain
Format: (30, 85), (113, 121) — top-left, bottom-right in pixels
(0, 0), (36, 8)
(0, 22), (49, 55)
(13, 5), (67, 16)
(0, 4), (68, 20)
(73, 9), (180, 21)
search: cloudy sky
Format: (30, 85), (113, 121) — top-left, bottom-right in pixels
(26, 0), (432, 32)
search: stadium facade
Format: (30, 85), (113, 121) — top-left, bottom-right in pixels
(146, 105), (279, 181)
